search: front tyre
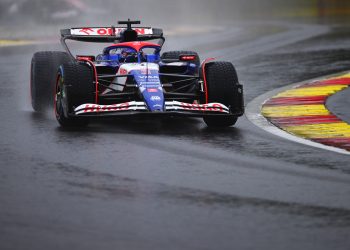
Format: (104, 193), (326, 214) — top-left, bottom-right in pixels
(55, 62), (94, 128)
(203, 61), (241, 127)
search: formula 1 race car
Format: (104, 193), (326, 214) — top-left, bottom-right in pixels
(30, 20), (244, 127)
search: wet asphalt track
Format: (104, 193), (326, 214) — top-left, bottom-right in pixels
(1, 21), (350, 250)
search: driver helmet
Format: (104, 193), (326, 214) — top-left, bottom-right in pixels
(121, 48), (135, 58)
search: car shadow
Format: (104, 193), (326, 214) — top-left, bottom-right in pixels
(28, 110), (245, 152)
(53, 115), (241, 137)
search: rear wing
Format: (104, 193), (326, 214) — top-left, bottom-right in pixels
(60, 27), (164, 43)
(60, 20), (165, 59)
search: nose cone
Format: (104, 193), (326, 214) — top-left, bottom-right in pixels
(143, 88), (165, 112)
(131, 63), (165, 112)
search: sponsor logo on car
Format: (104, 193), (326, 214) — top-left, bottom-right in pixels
(180, 103), (225, 112)
(118, 68), (128, 75)
(140, 68), (153, 74)
(139, 83), (160, 88)
(151, 96), (161, 101)
(137, 75), (159, 80)
(82, 103), (130, 113)
(72, 28), (153, 36)
(147, 88), (158, 92)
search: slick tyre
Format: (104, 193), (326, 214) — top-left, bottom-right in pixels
(30, 51), (71, 112)
(55, 61), (94, 128)
(161, 50), (200, 66)
(203, 61), (239, 127)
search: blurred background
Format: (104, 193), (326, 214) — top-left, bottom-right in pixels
(1, 0), (350, 40)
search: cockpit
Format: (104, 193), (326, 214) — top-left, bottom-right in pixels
(97, 42), (161, 65)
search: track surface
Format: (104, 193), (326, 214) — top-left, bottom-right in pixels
(1, 21), (350, 250)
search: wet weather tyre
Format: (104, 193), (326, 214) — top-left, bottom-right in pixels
(55, 62), (94, 127)
(203, 61), (239, 127)
(161, 50), (200, 66)
(30, 51), (71, 112)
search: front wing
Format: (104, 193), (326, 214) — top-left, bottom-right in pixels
(73, 101), (239, 117)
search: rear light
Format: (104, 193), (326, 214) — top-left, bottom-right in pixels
(76, 55), (95, 61)
(179, 55), (196, 61)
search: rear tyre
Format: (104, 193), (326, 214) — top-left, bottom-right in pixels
(203, 61), (239, 127)
(30, 51), (71, 112)
(55, 62), (94, 127)
(160, 51), (200, 97)
(161, 50), (200, 66)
